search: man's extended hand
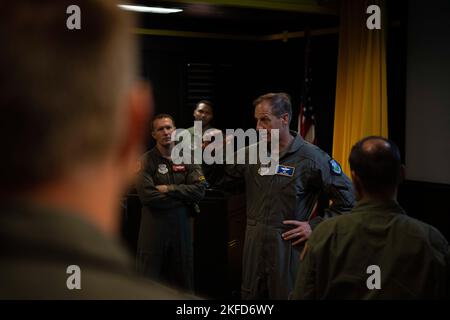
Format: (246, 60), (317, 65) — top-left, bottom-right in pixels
(282, 220), (312, 245)
(155, 185), (169, 193)
(202, 129), (223, 149)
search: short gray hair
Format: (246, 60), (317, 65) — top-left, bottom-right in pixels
(253, 93), (292, 124)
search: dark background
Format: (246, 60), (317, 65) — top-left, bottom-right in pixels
(137, 0), (408, 161)
(140, 35), (339, 153)
(121, 0), (450, 298)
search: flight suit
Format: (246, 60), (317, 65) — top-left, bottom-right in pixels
(224, 132), (355, 299)
(187, 125), (223, 188)
(136, 147), (206, 291)
(293, 199), (450, 299)
(0, 202), (192, 299)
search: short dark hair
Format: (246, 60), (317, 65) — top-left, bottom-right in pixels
(349, 136), (402, 193)
(0, 0), (136, 193)
(152, 114), (175, 131)
(195, 100), (214, 111)
(253, 93), (292, 124)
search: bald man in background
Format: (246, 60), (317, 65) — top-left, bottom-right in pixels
(293, 136), (449, 299)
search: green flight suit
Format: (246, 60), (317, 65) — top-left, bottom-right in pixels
(293, 199), (450, 299)
(136, 147), (206, 291)
(187, 125), (223, 188)
(224, 132), (355, 299)
(0, 202), (190, 299)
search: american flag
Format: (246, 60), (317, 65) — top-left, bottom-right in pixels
(299, 29), (319, 222)
(298, 29), (316, 145)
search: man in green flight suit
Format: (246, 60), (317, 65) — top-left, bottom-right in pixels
(293, 136), (450, 299)
(0, 0), (190, 299)
(187, 100), (223, 188)
(222, 93), (355, 299)
(136, 114), (206, 292)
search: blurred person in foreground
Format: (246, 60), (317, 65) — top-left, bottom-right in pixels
(293, 136), (450, 299)
(0, 0), (190, 299)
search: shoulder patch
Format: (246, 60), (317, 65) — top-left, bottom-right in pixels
(198, 175), (206, 182)
(158, 164), (168, 174)
(329, 159), (342, 176)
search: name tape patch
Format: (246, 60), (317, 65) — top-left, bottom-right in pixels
(276, 165), (295, 177)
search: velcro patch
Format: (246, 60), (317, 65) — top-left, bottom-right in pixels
(172, 165), (186, 172)
(329, 159), (342, 175)
(276, 165), (295, 177)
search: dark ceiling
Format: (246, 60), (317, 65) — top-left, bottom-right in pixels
(122, 0), (407, 41)
(125, 0), (340, 36)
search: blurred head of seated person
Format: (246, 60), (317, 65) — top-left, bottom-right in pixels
(0, 0), (192, 299)
(293, 136), (449, 300)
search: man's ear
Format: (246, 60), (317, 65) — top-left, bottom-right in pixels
(350, 170), (357, 184)
(119, 81), (152, 177)
(281, 113), (290, 126)
(351, 170), (363, 200)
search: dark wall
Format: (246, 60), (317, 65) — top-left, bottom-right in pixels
(139, 34), (338, 153)
(405, 0), (450, 185)
(386, 0), (450, 239)
(398, 181), (450, 240)
(386, 0), (407, 162)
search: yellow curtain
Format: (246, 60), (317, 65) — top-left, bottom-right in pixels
(333, 0), (388, 177)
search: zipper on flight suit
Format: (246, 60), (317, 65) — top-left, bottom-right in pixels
(167, 159), (176, 185)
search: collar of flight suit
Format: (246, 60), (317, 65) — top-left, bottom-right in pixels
(151, 146), (173, 163)
(278, 131), (306, 160)
(351, 198), (406, 216)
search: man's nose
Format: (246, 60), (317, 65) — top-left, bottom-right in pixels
(256, 121), (264, 130)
